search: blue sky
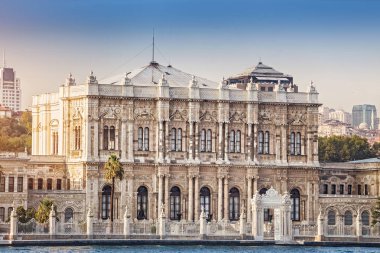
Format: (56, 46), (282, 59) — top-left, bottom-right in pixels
(1, 0), (379, 112)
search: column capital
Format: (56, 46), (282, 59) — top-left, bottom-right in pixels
(246, 175), (254, 180)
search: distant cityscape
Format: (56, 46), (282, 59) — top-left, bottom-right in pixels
(319, 104), (380, 144)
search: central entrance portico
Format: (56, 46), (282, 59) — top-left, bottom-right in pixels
(251, 187), (293, 241)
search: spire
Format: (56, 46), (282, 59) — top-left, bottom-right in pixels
(152, 28), (155, 63)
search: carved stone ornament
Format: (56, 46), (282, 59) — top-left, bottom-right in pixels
(72, 107), (83, 120)
(134, 108), (155, 120)
(229, 111), (246, 123)
(288, 112), (306, 125)
(199, 111), (217, 122)
(100, 106), (121, 119)
(169, 109), (187, 121)
(258, 111), (272, 124)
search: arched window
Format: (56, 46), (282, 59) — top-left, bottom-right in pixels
(328, 210), (336, 225)
(200, 129), (206, 152)
(229, 130), (235, 153)
(295, 132), (301, 155)
(101, 185), (111, 220)
(236, 130), (241, 153)
(206, 129), (212, 152)
(38, 178), (43, 190)
(171, 128), (176, 151)
(200, 187), (211, 217)
(47, 178), (52, 190)
(344, 211), (353, 225)
(170, 186), (181, 220)
(144, 127), (149, 151)
(290, 189), (300, 221)
(177, 128), (182, 151)
(258, 131), (264, 154)
(229, 187), (240, 221)
(362, 211), (370, 226)
(259, 188), (269, 221)
(137, 186), (148, 220)
(77, 126), (81, 150)
(290, 132), (295, 155)
(109, 126), (115, 150)
(103, 126), (109, 150)
(28, 178), (34, 190)
(74, 126), (78, 150)
(138, 127), (143, 150)
(259, 188), (267, 195)
(264, 131), (270, 154)
(64, 208), (74, 223)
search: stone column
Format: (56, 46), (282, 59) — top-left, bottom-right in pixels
(307, 128), (313, 164)
(253, 176), (258, 194)
(316, 211), (324, 241)
(123, 207), (131, 238)
(253, 124), (258, 163)
(218, 176), (223, 221)
(127, 121), (134, 162)
(121, 120), (127, 161)
(164, 121), (170, 162)
(281, 125), (287, 164)
(158, 205), (166, 239)
(247, 123), (253, 163)
(94, 119), (99, 159)
(188, 122), (194, 161)
(194, 122), (200, 163)
(157, 121), (164, 163)
(9, 207), (17, 240)
(247, 176), (253, 222)
(87, 207), (94, 239)
(224, 123), (229, 163)
(240, 208), (246, 238)
(217, 122), (224, 163)
(164, 174), (169, 218)
(14, 177), (17, 193)
(188, 176), (194, 221)
(158, 175), (163, 213)
(275, 127), (281, 164)
(356, 215), (362, 238)
(223, 177), (229, 220)
(199, 208), (207, 239)
(5, 175), (8, 193)
(194, 176), (200, 221)
(49, 205), (56, 239)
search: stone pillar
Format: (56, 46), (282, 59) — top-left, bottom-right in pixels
(164, 121), (170, 163)
(275, 127), (281, 164)
(188, 122), (194, 161)
(9, 208), (17, 240)
(49, 205), (56, 239)
(14, 177), (18, 193)
(87, 207), (94, 239)
(123, 207), (131, 238)
(240, 208), (246, 238)
(281, 125), (287, 164)
(252, 204), (263, 241)
(224, 123), (229, 163)
(218, 176), (223, 221)
(5, 175), (8, 193)
(194, 122), (200, 163)
(164, 174), (169, 218)
(217, 122), (224, 163)
(157, 121), (164, 163)
(194, 176), (200, 221)
(188, 176), (194, 221)
(253, 176), (258, 194)
(223, 177), (229, 220)
(356, 216), (362, 239)
(121, 120), (127, 161)
(247, 123), (252, 163)
(199, 208), (207, 239)
(127, 121), (134, 162)
(158, 175), (163, 214)
(94, 119), (99, 158)
(253, 124), (258, 163)
(307, 128), (313, 164)
(158, 204), (166, 239)
(247, 176), (253, 222)
(316, 211), (324, 241)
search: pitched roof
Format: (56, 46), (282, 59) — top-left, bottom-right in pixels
(99, 61), (219, 89)
(231, 62), (292, 79)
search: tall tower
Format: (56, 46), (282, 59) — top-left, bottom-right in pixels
(0, 53), (22, 111)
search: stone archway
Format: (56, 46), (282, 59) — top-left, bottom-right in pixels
(251, 187), (292, 241)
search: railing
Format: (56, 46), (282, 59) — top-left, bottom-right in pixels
(57, 221), (86, 235)
(327, 225), (337, 236)
(293, 224), (317, 236)
(344, 225), (355, 236)
(17, 219), (49, 235)
(132, 219), (157, 235)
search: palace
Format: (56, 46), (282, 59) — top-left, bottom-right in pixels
(0, 60), (379, 241)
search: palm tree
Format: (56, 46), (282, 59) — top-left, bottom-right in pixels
(103, 154), (124, 231)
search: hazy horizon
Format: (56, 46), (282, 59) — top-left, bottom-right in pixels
(1, 0), (379, 113)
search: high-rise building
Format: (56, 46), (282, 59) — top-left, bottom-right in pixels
(0, 62), (22, 111)
(329, 109), (352, 125)
(352, 104), (377, 130)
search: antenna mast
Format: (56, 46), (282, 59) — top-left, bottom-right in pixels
(152, 28), (155, 63)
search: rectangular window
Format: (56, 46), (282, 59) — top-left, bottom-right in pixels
(8, 177), (14, 192)
(348, 185), (352, 195)
(365, 184), (369, 195)
(47, 178), (52, 190)
(331, 184), (336, 194)
(17, 177), (23, 192)
(38, 178), (43, 190)
(28, 178), (34, 190)
(200, 129), (206, 152)
(358, 185), (362, 195)
(171, 128), (176, 151)
(0, 208), (4, 222)
(339, 184), (344, 195)
(57, 179), (62, 190)
(206, 129), (212, 152)
(0, 176), (5, 192)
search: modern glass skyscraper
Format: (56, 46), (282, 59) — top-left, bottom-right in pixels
(352, 104), (377, 130)
(0, 66), (21, 112)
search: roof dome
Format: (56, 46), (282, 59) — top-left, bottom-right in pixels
(358, 122), (369, 130)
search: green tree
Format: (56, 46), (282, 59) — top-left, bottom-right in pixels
(103, 154), (124, 229)
(35, 198), (54, 223)
(319, 135), (376, 162)
(372, 197), (380, 226)
(16, 206), (35, 223)
(372, 142), (380, 156)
